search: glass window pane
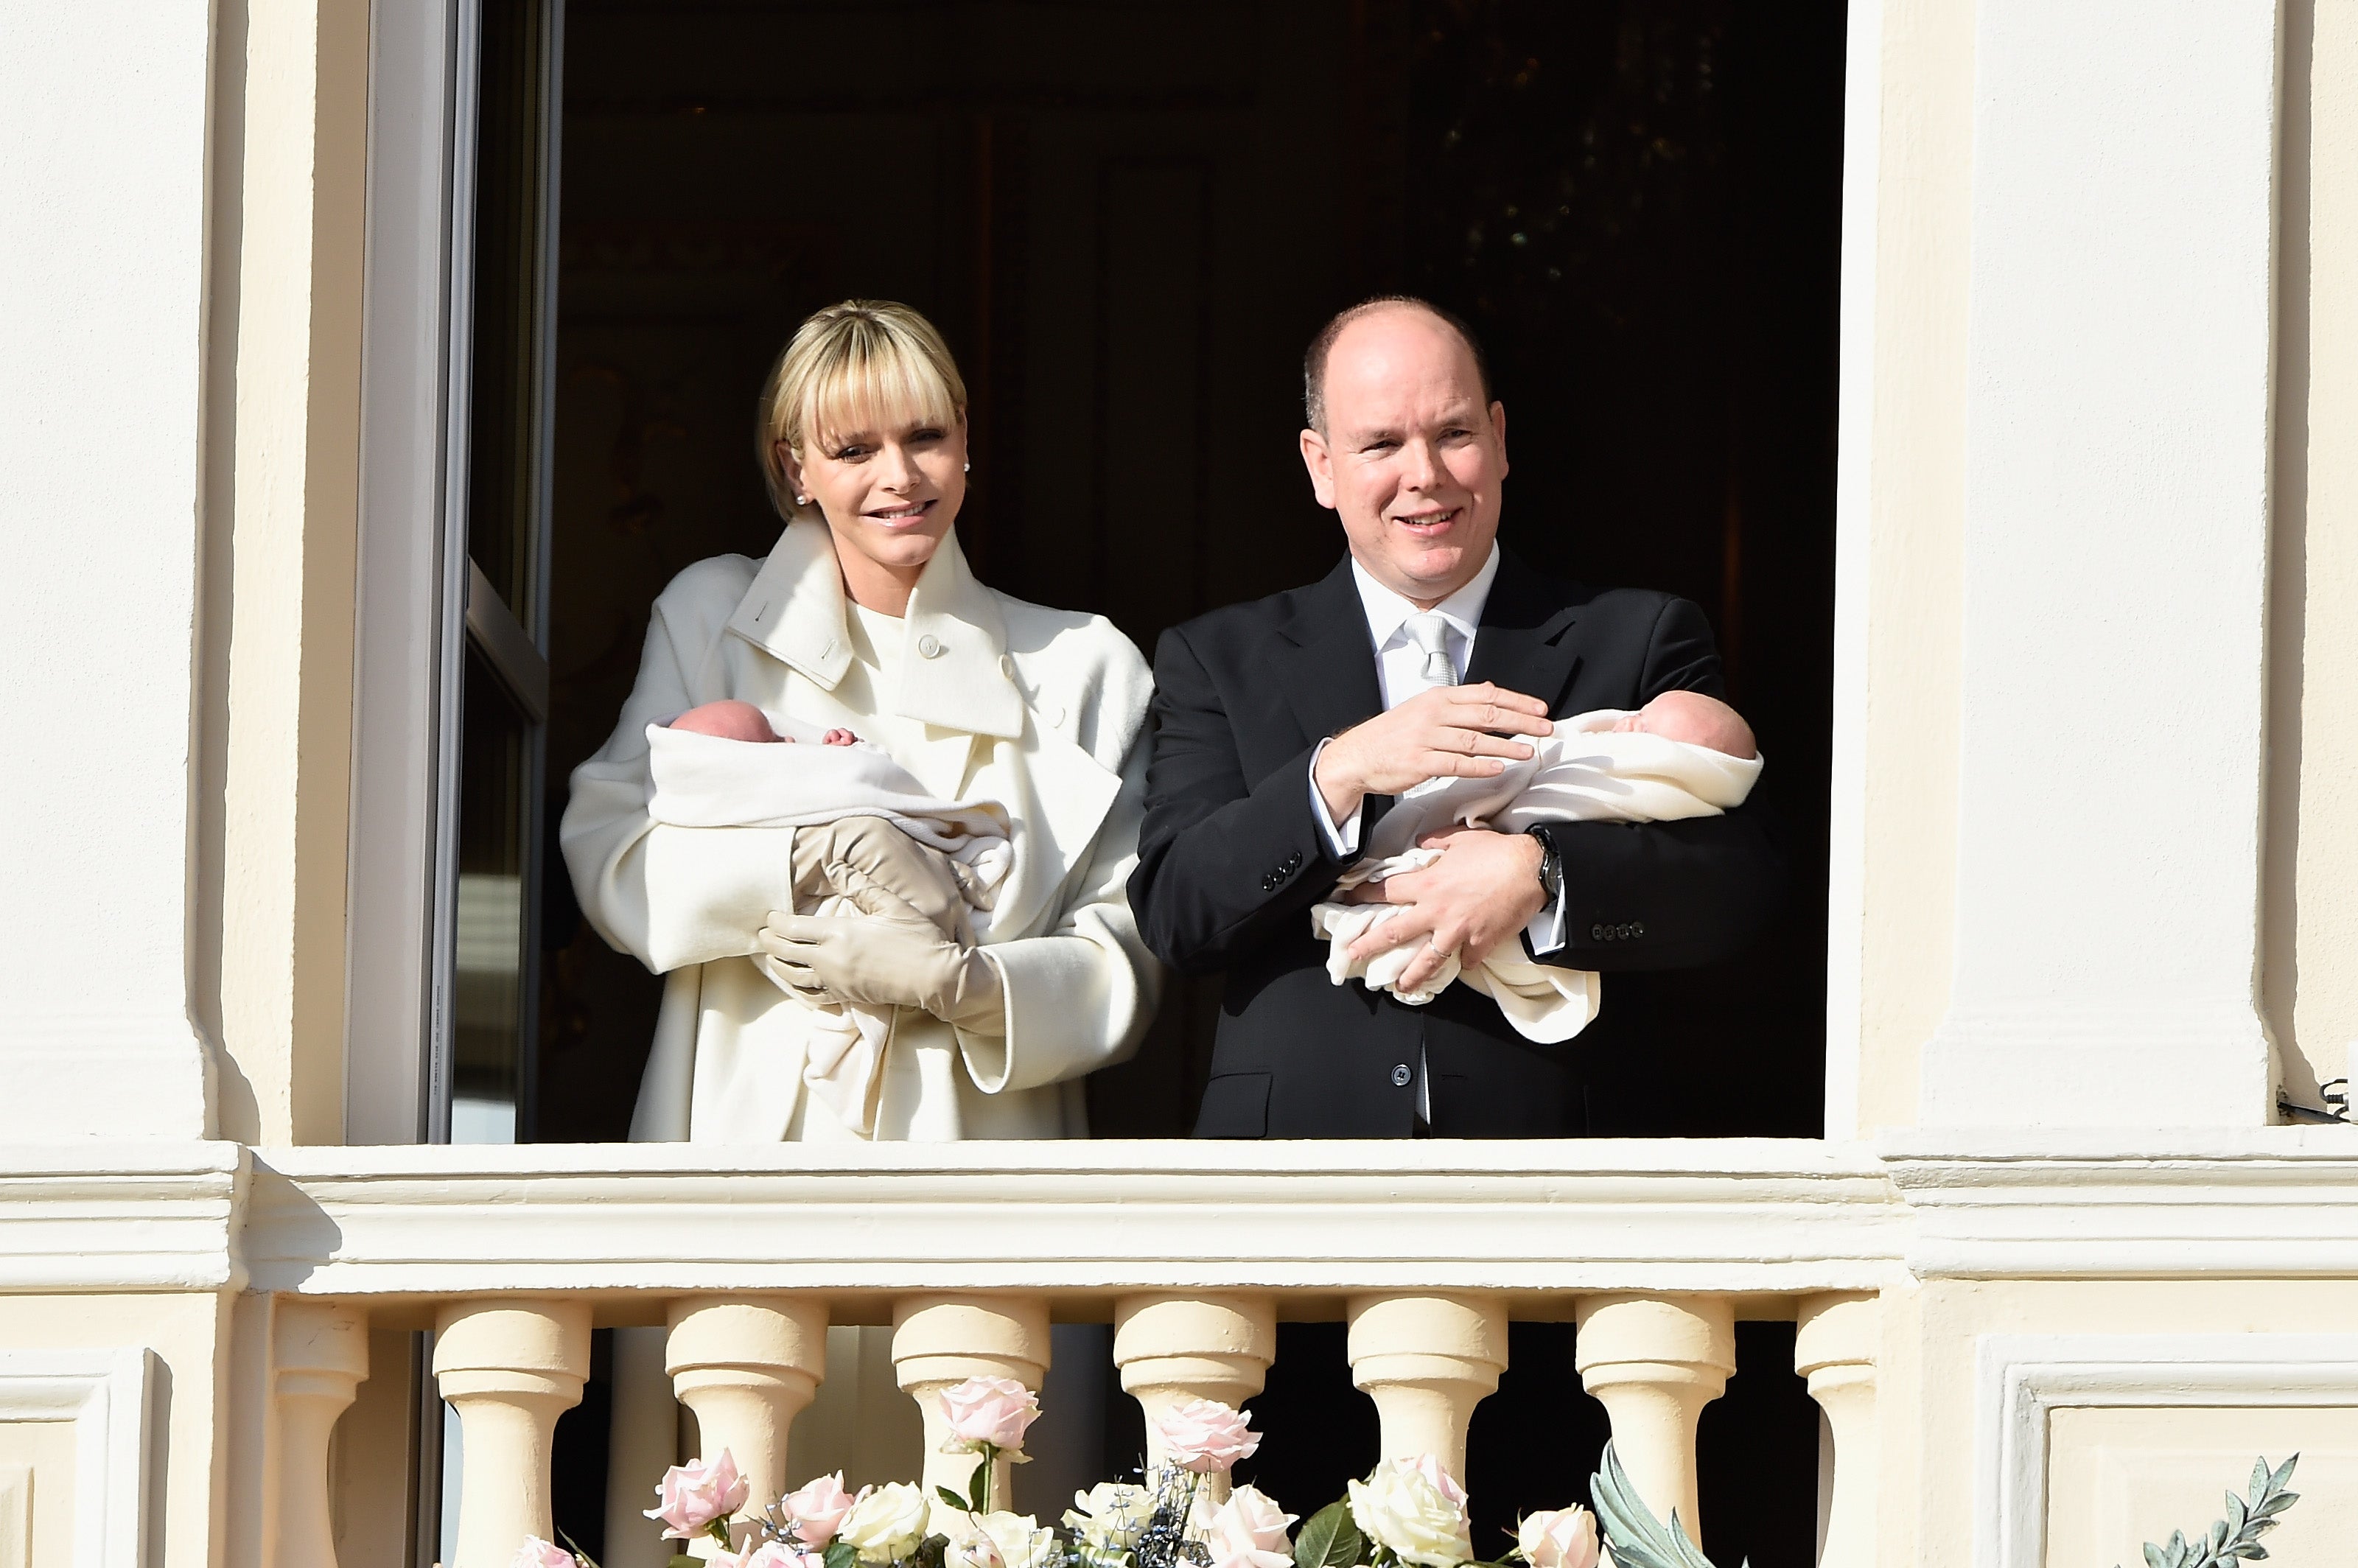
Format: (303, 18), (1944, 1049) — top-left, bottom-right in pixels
(452, 646), (529, 1144)
(464, 0), (556, 637)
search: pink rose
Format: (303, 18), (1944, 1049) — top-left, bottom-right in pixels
(1155, 1399), (1261, 1474)
(510, 1540), (578, 1568)
(939, 1376), (1041, 1452)
(1514, 1507), (1598, 1568)
(645, 1450), (751, 1540)
(1201, 1483), (1298, 1568)
(784, 1471), (863, 1545)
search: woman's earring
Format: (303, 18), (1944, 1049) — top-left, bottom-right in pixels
(962, 461), (971, 473)
(795, 494), (809, 505)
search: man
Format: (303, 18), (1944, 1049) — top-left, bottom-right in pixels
(1128, 296), (1784, 1137)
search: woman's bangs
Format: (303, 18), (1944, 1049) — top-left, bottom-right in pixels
(803, 344), (958, 452)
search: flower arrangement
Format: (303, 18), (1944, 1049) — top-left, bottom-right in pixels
(503, 1377), (2302, 1568)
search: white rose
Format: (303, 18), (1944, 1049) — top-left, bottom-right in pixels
(838, 1482), (931, 1564)
(1065, 1483), (1156, 1550)
(1346, 1457), (1472, 1568)
(1201, 1484), (1298, 1568)
(973, 1512), (1057, 1568)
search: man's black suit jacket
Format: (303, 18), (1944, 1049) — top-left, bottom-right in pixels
(1127, 551), (1785, 1137)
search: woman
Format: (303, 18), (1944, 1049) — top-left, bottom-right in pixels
(561, 299), (1158, 1141)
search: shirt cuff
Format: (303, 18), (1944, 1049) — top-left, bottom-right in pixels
(1306, 737), (1361, 858)
(1525, 882), (1568, 956)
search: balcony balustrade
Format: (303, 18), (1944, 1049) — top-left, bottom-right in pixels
(235, 1140), (1909, 1568)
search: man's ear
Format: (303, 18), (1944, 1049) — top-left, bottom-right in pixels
(1489, 401), (1508, 481)
(1300, 427), (1337, 510)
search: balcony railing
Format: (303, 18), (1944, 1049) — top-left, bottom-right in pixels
(238, 1139), (1909, 1568)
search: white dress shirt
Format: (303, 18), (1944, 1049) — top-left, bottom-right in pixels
(1306, 542), (1568, 959)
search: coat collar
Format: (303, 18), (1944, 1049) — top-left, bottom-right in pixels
(1274, 556), (1385, 749)
(1463, 547), (1586, 712)
(725, 522), (1027, 739)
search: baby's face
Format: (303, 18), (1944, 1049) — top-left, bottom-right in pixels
(1612, 691), (1757, 758)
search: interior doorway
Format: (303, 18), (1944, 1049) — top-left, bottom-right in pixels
(522, 0), (1844, 1152)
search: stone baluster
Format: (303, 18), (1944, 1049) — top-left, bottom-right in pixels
(667, 1295), (828, 1550)
(1794, 1294), (1879, 1568)
(433, 1299), (592, 1568)
(1113, 1293), (1276, 1497)
(269, 1300), (368, 1568)
(892, 1295), (1050, 1524)
(1345, 1294), (1506, 1485)
(1573, 1295), (1734, 1549)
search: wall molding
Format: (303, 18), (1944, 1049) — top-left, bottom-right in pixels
(1973, 1332), (2358, 1568)
(0, 1144), (245, 1292)
(0, 1348), (158, 1568)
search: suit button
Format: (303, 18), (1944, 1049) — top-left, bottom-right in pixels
(1390, 1063), (1413, 1087)
(1631, 922), (1645, 937)
(1591, 924), (1606, 941)
(917, 634), (945, 658)
(1617, 923), (1634, 939)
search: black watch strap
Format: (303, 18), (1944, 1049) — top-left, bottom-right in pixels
(1528, 825), (1563, 904)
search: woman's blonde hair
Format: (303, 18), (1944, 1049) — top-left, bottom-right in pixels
(755, 300), (968, 519)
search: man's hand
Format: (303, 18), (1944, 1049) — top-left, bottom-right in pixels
(1312, 683), (1553, 825)
(1344, 826), (1547, 994)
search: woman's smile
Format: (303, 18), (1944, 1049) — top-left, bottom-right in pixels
(865, 497), (937, 527)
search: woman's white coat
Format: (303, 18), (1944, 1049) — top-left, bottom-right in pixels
(561, 522), (1160, 1141)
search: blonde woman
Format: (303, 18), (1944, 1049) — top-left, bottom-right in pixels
(561, 300), (1158, 1142)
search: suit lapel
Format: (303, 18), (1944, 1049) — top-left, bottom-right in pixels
(1465, 550), (1584, 715)
(1274, 558), (1384, 748)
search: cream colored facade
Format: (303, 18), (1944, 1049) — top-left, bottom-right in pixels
(4, 1), (2358, 1566)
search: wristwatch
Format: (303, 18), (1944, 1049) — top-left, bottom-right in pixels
(1527, 825), (1564, 907)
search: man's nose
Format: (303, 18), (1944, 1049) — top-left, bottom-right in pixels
(1400, 436), (1444, 489)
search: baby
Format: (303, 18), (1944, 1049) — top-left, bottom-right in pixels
(1606, 689), (1757, 759)
(671, 699), (859, 749)
(1311, 687), (1763, 1043)
(649, 698), (1015, 1133)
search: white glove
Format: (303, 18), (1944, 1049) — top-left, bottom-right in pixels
(791, 816), (971, 939)
(755, 912), (1005, 1035)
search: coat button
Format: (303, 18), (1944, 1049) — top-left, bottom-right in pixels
(1631, 922), (1645, 937)
(1391, 1064), (1413, 1087)
(1591, 924), (1606, 941)
(1617, 923), (1634, 939)
(917, 634), (945, 658)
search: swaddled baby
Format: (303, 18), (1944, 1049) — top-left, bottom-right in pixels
(652, 699), (1014, 1130)
(1310, 690), (1763, 1043)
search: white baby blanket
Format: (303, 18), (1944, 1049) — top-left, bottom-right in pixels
(645, 713), (1014, 1133)
(1309, 709), (1763, 1043)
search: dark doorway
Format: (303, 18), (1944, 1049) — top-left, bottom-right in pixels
(507, 3), (1839, 1555)
(531, 0), (1842, 1147)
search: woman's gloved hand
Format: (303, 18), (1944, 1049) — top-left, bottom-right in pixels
(791, 816), (970, 938)
(755, 911), (1006, 1035)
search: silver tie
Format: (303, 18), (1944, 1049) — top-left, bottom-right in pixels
(1405, 612), (1458, 688)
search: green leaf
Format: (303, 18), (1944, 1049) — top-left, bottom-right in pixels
(827, 1541), (863, 1568)
(1587, 1443), (1717, 1568)
(670, 1558), (703, 1568)
(940, 1486), (973, 1514)
(1294, 1501), (1364, 1568)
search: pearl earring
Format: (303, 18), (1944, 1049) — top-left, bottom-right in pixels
(795, 494), (809, 505)
(962, 461), (971, 473)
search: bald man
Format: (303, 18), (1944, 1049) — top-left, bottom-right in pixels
(1128, 296), (1785, 1138)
